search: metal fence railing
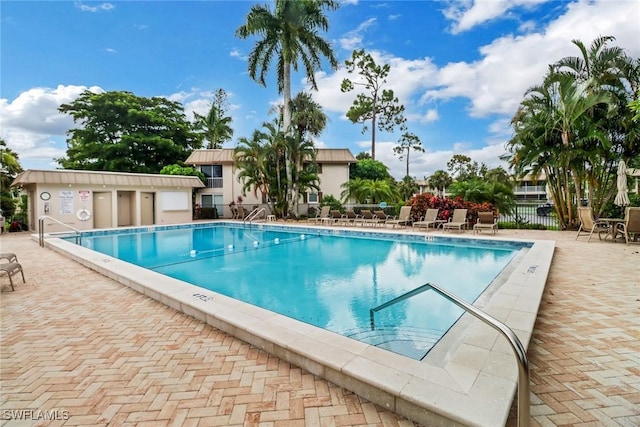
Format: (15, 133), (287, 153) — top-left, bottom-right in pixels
(498, 203), (559, 230)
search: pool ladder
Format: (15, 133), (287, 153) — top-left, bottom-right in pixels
(244, 207), (266, 225)
(38, 215), (83, 247)
(370, 282), (530, 427)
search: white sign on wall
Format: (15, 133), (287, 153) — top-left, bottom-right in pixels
(60, 190), (74, 214)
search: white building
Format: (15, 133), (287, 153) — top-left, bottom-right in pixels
(10, 169), (204, 232)
(185, 148), (356, 218)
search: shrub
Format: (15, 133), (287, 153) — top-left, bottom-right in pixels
(408, 193), (494, 225)
(319, 194), (343, 213)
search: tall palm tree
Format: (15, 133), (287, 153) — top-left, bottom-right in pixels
(236, 0), (338, 205)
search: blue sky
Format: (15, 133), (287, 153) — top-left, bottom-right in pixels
(1, 0), (639, 180)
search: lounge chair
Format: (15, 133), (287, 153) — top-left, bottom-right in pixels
(328, 210), (343, 225)
(308, 206), (330, 224)
(615, 207), (640, 245)
(385, 206), (413, 228)
(412, 209), (441, 231)
(340, 209), (361, 226)
(473, 211), (498, 234)
(442, 209), (468, 232)
(576, 206), (609, 242)
(373, 210), (395, 226)
(0, 262), (25, 291)
(358, 210), (382, 227)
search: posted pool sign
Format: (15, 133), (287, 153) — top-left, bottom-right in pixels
(79, 190), (90, 203)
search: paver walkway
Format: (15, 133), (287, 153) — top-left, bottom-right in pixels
(1, 229), (639, 426)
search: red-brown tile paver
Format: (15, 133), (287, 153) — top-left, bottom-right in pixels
(1, 229), (639, 426)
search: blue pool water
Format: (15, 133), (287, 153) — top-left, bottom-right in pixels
(72, 224), (527, 360)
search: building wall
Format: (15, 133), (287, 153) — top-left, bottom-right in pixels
(24, 184), (194, 232)
(195, 161), (352, 218)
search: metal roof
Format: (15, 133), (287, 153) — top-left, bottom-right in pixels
(185, 148), (356, 165)
(11, 169), (205, 188)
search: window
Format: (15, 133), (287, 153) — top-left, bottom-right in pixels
(200, 165), (222, 178)
(200, 165), (223, 188)
(201, 194), (213, 208)
(308, 193), (319, 204)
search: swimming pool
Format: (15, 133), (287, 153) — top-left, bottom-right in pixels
(72, 224), (527, 360)
(47, 221), (554, 426)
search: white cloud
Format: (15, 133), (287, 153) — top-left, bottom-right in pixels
(75, 2), (114, 13)
(0, 85), (103, 168)
(426, 0), (640, 117)
(444, 0), (549, 34)
(105, 47), (117, 54)
(229, 48), (244, 60)
(314, 50), (438, 117)
(338, 17), (377, 50)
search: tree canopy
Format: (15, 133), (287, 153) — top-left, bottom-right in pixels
(504, 36), (639, 228)
(235, 0), (338, 212)
(349, 158), (391, 181)
(58, 90), (202, 173)
(340, 49), (406, 160)
(1, 138), (23, 218)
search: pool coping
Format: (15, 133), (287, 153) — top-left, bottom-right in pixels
(39, 222), (555, 427)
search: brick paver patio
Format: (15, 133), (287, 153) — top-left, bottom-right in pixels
(1, 229), (638, 426)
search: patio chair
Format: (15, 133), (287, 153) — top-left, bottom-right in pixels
(340, 209), (361, 226)
(358, 210), (382, 227)
(615, 207), (640, 245)
(576, 206), (609, 242)
(308, 206), (330, 224)
(473, 211), (498, 235)
(0, 253), (19, 263)
(373, 210), (395, 226)
(412, 209), (441, 231)
(385, 206), (413, 228)
(442, 209), (469, 232)
(328, 210), (343, 225)
(0, 262), (25, 292)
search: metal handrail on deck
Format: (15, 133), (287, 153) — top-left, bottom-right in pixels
(38, 215), (83, 247)
(370, 282), (530, 427)
(244, 207), (266, 225)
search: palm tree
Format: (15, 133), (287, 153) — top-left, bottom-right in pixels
(194, 89), (234, 149)
(288, 91), (325, 215)
(236, 0), (338, 205)
(506, 68), (616, 228)
(426, 170), (452, 197)
(340, 177), (368, 204)
(360, 179), (399, 205)
(234, 128), (272, 210)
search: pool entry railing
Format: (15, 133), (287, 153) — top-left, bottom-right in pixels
(370, 282), (530, 427)
(38, 215), (83, 247)
(244, 207), (266, 224)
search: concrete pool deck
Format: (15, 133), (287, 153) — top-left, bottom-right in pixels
(1, 227), (639, 426)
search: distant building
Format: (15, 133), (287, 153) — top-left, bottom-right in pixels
(185, 148), (356, 217)
(513, 173), (549, 202)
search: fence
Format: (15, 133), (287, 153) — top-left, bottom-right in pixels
(498, 203), (559, 230)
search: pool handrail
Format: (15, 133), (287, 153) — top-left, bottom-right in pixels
(370, 282), (530, 427)
(38, 215), (83, 247)
(244, 207), (266, 224)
